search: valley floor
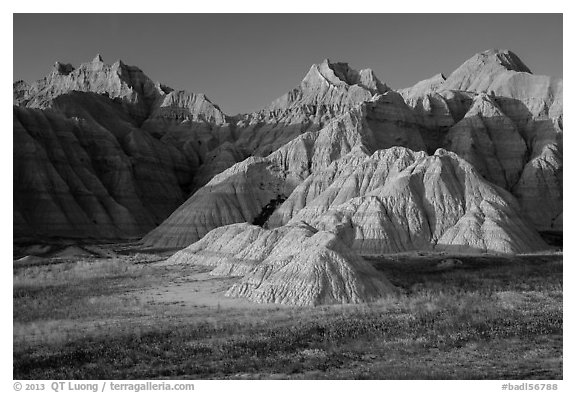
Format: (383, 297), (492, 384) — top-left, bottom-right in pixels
(13, 243), (562, 379)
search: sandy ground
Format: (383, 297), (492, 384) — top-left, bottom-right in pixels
(13, 248), (289, 350)
(135, 264), (284, 310)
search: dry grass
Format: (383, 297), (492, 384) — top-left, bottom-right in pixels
(13, 249), (562, 379)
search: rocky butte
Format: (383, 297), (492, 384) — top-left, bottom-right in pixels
(145, 49), (561, 249)
(14, 56), (389, 239)
(13, 49), (562, 305)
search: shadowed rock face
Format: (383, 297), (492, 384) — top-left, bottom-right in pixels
(445, 93), (527, 189)
(399, 49), (562, 231)
(14, 49), (561, 243)
(13, 102), (191, 239)
(14, 56), (394, 240)
(142, 92), (429, 248)
(13, 49), (560, 303)
(144, 49), (561, 249)
(13, 56), (226, 239)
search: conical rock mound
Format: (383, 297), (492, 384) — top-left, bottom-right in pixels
(166, 221), (396, 306)
(268, 146), (426, 228)
(445, 92), (527, 189)
(398, 49), (562, 231)
(441, 49), (531, 92)
(278, 147), (547, 254)
(235, 59), (390, 156)
(142, 156), (295, 249)
(144, 92), (428, 248)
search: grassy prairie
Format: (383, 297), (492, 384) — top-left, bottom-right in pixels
(13, 247), (562, 379)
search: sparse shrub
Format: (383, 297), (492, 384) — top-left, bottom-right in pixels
(14, 252), (563, 379)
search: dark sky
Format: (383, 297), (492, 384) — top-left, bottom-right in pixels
(13, 14), (562, 115)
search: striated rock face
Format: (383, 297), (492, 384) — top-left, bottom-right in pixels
(14, 102), (191, 239)
(305, 148), (547, 254)
(399, 49), (562, 231)
(143, 92), (429, 248)
(440, 49), (563, 134)
(190, 142), (247, 191)
(145, 90), (227, 126)
(144, 49), (563, 248)
(166, 221), (396, 306)
(445, 93), (527, 189)
(441, 49), (532, 92)
(14, 56), (396, 241)
(143, 57), (388, 175)
(16, 55), (162, 123)
(142, 156), (298, 248)
(265, 147), (547, 255)
(513, 143), (562, 230)
(138, 59), (391, 182)
(139, 90), (236, 173)
(268, 146), (426, 228)
(233, 59), (390, 156)
(164, 145), (546, 304)
(13, 56), (224, 239)
(14, 49), (561, 243)
(142, 112), (363, 248)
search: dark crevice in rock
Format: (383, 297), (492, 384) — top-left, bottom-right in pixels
(252, 195), (287, 227)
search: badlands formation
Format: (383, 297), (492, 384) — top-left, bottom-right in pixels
(14, 56), (388, 239)
(14, 49), (562, 305)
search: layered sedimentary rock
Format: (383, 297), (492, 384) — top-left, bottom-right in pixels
(14, 56), (222, 239)
(267, 147), (427, 228)
(234, 59), (390, 156)
(146, 90), (227, 126)
(14, 56), (396, 240)
(144, 48), (564, 248)
(142, 155), (298, 248)
(401, 49), (562, 131)
(513, 143), (562, 230)
(170, 147), (544, 284)
(265, 147), (546, 255)
(14, 102), (191, 238)
(190, 142), (247, 191)
(143, 92), (429, 248)
(16, 54), (162, 123)
(140, 89), (235, 174)
(444, 93), (527, 189)
(441, 49), (532, 91)
(305, 148), (547, 254)
(441, 49), (562, 119)
(140, 59), (391, 179)
(165, 145), (546, 304)
(14, 49), (562, 243)
(399, 49), (562, 230)
(166, 221), (395, 306)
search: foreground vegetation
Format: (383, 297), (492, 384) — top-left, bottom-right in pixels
(13, 248), (562, 379)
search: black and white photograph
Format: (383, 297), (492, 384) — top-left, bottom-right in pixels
(7, 6), (569, 387)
